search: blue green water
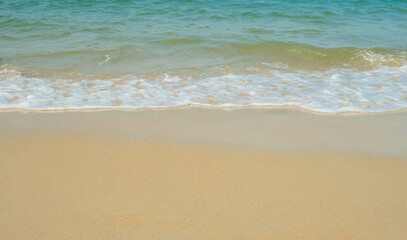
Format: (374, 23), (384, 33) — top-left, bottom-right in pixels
(0, 0), (407, 112)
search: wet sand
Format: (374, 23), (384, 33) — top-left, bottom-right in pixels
(1, 108), (407, 239)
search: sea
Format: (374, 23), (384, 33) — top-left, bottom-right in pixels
(1, 0), (406, 113)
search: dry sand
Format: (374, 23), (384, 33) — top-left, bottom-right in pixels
(0, 108), (407, 240)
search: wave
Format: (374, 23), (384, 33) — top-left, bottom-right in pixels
(3, 42), (406, 75)
(1, 64), (406, 113)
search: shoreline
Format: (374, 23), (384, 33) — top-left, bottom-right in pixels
(1, 103), (407, 115)
(2, 107), (407, 157)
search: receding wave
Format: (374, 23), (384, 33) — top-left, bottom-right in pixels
(1, 63), (406, 113)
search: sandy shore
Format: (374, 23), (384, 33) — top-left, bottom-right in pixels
(1, 108), (407, 239)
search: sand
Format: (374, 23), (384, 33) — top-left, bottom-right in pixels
(1, 108), (407, 240)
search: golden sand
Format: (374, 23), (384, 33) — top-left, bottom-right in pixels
(1, 109), (407, 239)
(1, 134), (407, 240)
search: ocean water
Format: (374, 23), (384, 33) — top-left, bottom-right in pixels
(1, 0), (406, 112)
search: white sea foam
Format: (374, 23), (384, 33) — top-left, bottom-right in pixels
(98, 55), (112, 66)
(0, 66), (406, 113)
(356, 50), (407, 66)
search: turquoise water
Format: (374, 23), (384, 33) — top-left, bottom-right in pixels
(1, 0), (407, 112)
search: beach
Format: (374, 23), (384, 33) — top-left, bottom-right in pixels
(1, 108), (407, 240)
(1, 0), (407, 239)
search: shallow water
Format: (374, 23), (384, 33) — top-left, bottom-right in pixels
(1, 0), (406, 112)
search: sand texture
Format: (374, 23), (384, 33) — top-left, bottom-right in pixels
(1, 109), (407, 239)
